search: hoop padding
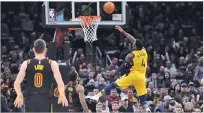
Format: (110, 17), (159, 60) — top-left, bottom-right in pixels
(78, 16), (101, 42)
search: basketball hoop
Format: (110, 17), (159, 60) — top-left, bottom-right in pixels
(78, 16), (101, 42)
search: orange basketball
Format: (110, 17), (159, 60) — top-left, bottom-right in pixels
(103, 2), (115, 14)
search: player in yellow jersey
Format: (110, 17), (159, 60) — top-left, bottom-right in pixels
(86, 26), (150, 112)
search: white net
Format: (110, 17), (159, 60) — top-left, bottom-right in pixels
(78, 16), (101, 42)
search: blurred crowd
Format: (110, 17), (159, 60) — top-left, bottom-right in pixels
(1, 2), (203, 113)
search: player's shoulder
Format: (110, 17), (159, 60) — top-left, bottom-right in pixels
(127, 53), (135, 57)
(20, 60), (29, 70)
(76, 84), (85, 92)
(23, 60), (30, 65)
(142, 48), (147, 52)
(137, 48), (146, 52)
(76, 84), (84, 89)
(50, 60), (58, 65)
(50, 60), (59, 70)
(142, 47), (146, 51)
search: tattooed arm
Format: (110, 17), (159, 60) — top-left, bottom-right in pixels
(76, 85), (89, 112)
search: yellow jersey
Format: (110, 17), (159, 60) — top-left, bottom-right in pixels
(130, 48), (148, 74)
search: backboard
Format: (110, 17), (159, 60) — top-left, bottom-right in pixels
(43, 1), (127, 28)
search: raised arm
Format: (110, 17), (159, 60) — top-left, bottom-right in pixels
(115, 26), (136, 43)
(76, 85), (89, 113)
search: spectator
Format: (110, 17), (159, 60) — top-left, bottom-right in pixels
(118, 96), (134, 112)
(188, 81), (197, 97)
(157, 67), (166, 88)
(111, 101), (119, 113)
(95, 65), (102, 75)
(93, 89), (99, 95)
(84, 71), (95, 85)
(154, 95), (172, 112)
(126, 88), (135, 106)
(75, 54), (88, 72)
(76, 48), (84, 58)
(10, 15), (21, 32)
(173, 103), (184, 113)
(96, 73), (103, 82)
(147, 81), (155, 89)
(152, 95), (160, 108)
(169, 79), (178, 92)
(164, 71), (171, 87)
(194, 56), (203, 84)
(85, 79), (96, 93)
(96, 77), (106, 91)
(180, 82), (188, 96)
(86, 63), (93, 73)
(108, 58), (118, 71)
(184, 102), (194, 112)
(135, 103), (145, 113)
(21, 15), (33, 32)
(96, 102), (103, 113)
(148, 73), (157, 88)
(146, 88), (153, 101)
(174, 83), (181, 95)
(106, 89), (120, 105)
(164, 61), (177, 77)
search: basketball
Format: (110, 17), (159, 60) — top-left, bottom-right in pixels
(103, 2), (115, 14)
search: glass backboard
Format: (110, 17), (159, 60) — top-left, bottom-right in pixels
(43, 1), (127, 28)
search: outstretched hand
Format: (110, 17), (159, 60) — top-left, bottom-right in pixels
(115, 26), (124, 32)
